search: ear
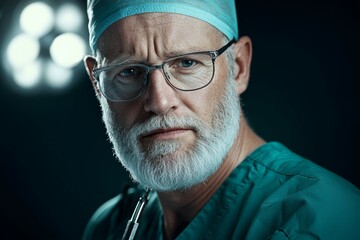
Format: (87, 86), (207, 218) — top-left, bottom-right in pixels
(84, 55), (101, 100)
(233, 36), (253, 95)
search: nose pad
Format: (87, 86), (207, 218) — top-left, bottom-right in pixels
(144, 65), (171, 90)
(164, 71), (171, 80)
(153, 65), (166, 78)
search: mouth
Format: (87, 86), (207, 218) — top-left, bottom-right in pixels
(141, 128), (194, 141)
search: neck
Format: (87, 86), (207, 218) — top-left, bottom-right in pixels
(157, 117), (265, 240)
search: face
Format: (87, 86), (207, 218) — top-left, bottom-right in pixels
(88, 14), (243, 191)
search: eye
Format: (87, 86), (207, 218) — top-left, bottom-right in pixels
(119, 67), (138, 77)
(179, 59), (196, 68)
(171, 58), (199, 69)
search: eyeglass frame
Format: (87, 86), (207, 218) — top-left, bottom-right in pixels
(92, 39), (236, 102)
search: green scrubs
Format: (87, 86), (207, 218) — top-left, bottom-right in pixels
(83, 142), (360, 239)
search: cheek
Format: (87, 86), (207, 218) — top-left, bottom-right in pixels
(194, 61), (228, 119)
(183, 79), (227, 126)
(106, 101), (144, 128)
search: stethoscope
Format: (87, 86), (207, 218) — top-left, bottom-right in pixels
(122, 188), (151, 240)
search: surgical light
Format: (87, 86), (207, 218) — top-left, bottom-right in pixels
(19, 2), (55, 38)
(45, 61), (73, 88)
(13, 60), (42, 88)
(2, 1), (88, 92)
(6, 33), (40, 69)
(56, 3), (84, 32)
(50, 33), (86, 68)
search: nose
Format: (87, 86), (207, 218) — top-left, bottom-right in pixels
(143, 68), (180, 115)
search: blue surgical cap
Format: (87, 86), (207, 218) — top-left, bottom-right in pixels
(87, 0), (239, 53)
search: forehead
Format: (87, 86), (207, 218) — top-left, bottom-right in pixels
(97, 13), (223, 61)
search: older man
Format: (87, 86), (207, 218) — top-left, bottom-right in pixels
(82, 0), (360, 239)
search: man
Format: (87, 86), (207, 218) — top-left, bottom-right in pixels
(83, 0), (360, 239)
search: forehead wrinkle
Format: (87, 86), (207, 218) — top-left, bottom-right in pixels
(99, 55), (143, 68)
(99, 44), (217, 69)
(96, 13), (224, 67)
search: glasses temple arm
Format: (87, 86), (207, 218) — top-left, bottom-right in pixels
(212, 39), (236, 59)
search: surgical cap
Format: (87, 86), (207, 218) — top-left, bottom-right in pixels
(87, 0), (239, 53)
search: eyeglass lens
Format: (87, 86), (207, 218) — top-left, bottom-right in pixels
(98, 53), (214, 101)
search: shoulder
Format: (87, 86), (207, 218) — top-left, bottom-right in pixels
(248, 142), (357, 190)
(82, 186), (143, 240)
(246, 142), (360, 239)
(248, 142), (360, 208)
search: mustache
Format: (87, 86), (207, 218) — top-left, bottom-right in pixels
(128, 113), (203, 137)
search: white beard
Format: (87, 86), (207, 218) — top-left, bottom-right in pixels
(101, 76), (241, 192)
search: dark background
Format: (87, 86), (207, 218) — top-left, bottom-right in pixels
(0, 0), (355, 239)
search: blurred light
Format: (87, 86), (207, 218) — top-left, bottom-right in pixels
(6, 33), (40, 68)
(20, 2), (54, 38)
(56, 3), (83, 32)
(45, 61), (73, 88)
(49, 33), (86, 68)
(2, 1), (88, 92)
(13, 60), (42, 88)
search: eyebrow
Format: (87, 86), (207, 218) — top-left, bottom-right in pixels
(166, 48), (212, 57)
(104, 56), (142, 67)
(101, 47), (214, 68)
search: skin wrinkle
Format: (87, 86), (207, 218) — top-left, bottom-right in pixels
(96, 14), (222, 68)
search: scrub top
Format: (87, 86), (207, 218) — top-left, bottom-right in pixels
(82, 142), (360, 240)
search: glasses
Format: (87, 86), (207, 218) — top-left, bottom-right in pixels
(92, 39), (235, 102)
